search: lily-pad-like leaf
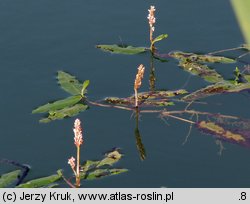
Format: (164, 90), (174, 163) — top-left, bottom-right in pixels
(16, 170), (62, 188)
(57, 71), (83, 95)
(96, 44), (147, 55)
(179, 60), (224, 83)
(32, 95), (82, 114)
(152, 34), (168, 45)
(83, 169), (128, 180)
(39, 104), (88, 123)
(197, 121), (250, 147)
(169, 51), (236, 63)
(0, 170), (21, 188)
(182, 81), (250, 101)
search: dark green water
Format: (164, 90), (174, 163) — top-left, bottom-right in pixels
(1, 0), (250, 187)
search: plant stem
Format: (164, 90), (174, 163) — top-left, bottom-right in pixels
(76, 146), (80, 187)
(134, 88), (138, 107)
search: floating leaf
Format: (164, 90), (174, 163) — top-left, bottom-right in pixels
(57, 71), (82, 95)
(0, 170), (21, 188)
(96, 149), (123, 168)
(152, 34), (168, 45)
(105, 97), (174, 107)
(81, 160), (100, 173)
(39, 104), (88, 123)
(83, 169), (128, 180)
(96, 44), (147, 55)
(169, 51), (236, 63)
(179, 60), (224, 83)
(133, 89), (188, 100)
(104, 90), (187, 107)
(197, 121), (250, 147)
(80, 149), (127, 180)
(32, 95), (82, 114)
(182, 81), (250, 101)
(16, 170), (62, 188)
(81, 149), (123, 172)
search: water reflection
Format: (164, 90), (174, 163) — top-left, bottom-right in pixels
(134, 108), (146, 161)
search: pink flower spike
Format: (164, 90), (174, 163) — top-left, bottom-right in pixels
(73, 118), (83, 147)
(68, 156), (76, 170)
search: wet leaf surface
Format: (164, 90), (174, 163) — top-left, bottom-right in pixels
(39, 104), (88, 123)
(179, 60), (224, 83)
(16, 170), (63, 188)
(96, 44), (147, 55)
(152, 34), (168, 45)
(57, 71), (83, 95)
(104, 89), (187, 107)
(80, 149), (127, 180)
(169, 51), (236, 63)
(197, 120), (250, 147)
(182, 81), (250, 101)
(0, 170), (21, 188)
(32, 95), (82, 114)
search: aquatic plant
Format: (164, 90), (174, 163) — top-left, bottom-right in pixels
(67, 118), (84, 187)
(96, 5), (168, 55)
(31, 4), (250, 161)
(0, 148), (127, 188)
(32, 71), (89, 122)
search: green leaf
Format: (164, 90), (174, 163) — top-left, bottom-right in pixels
(96, 149), (123, 168)
(234, 67), (241, 85)
(81, 80), (90, 97)
(57, 71), (82, 95)
(83, 169), (128, 180)
(96, 44), (147, 55)
(169, 51), (236, 63)
(80, 149), (127, 180)
(81, 149), (123, 172)
(152, 34), (168, 45)
(81, 160), (100, 173)
(39, 104), (88, 123)
(179, 60), (224, 83)
(16, 170), (62, 188)
(182, 81), (250, 101)
(0, 170), (21, 188)
(32, 95), (82, 114)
